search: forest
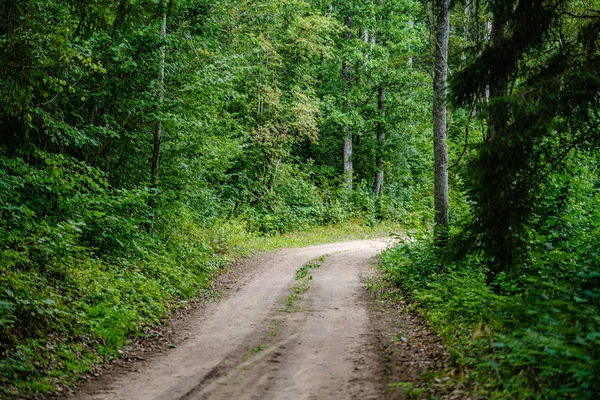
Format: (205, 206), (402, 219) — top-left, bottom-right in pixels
(1, 0), (599, 398)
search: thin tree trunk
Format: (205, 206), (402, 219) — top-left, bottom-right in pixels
(343, 124), (352, 189)
(343, 16), (353, 190)
(373, 84), (386, 195)
(270, 158), (282, 194)
(151, 2), (167, 187)
(433, 0), (450, 243)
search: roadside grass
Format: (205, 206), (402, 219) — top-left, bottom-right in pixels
(243, 219), (400, 252)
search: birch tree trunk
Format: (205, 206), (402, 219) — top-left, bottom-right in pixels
(151, 1), (167, 187)
(373, 84), (386, 195)
(433, 0), (450, 243)
(342, 16), (353, 190)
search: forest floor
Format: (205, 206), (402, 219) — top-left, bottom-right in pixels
(64, 239), (448, 400)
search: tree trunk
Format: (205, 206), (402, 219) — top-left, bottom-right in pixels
(342, 16), (353, 190)
(433, 0), (450, 243)
(343, 124), (352, 189)
(373, 84), (386, 195)
(151, 1), (167, 187)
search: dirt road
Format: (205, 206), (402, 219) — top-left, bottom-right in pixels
(72, 239), (402, 400)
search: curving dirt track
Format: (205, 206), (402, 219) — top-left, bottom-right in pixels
(71, 239), (404, 400)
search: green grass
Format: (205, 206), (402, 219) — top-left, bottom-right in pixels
(295, 260), (324, 280)
(284, 256), (327, 312)
(242, 219), (400, 252)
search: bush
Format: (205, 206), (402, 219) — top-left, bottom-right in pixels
(0, 153), (226, 395)
(380, 231), (600, 399)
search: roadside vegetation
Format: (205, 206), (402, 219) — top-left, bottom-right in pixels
(381, 185), (600, 398)
(379, 0), (600, 398)
(381, 179), (600, 398)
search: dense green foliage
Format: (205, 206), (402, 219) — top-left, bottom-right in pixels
(450, 0), (600, 278)
(382, 189), (600, 397)
(0, 152), (239, 393)
(381, 0), (600, 398)
(3, 0), (598, 397)
(0, 0), (432, 396)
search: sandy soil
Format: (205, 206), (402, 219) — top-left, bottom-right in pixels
(70, 238), (447, 400)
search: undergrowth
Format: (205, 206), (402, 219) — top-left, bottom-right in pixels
(380, 230), (600, 399)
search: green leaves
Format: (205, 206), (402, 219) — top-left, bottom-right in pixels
(0, 0), (433, 394)
(381, 190), (600, 398)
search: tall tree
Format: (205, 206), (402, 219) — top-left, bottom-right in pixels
(373, 83), (386, 195)
(343, 15), (353, 190)
(451, 0), (600, 279)
(432, 0), (450, 243)
(151, 0), (169, 187)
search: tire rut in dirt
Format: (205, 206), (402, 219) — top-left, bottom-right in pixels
(198, 248), (388, 400)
